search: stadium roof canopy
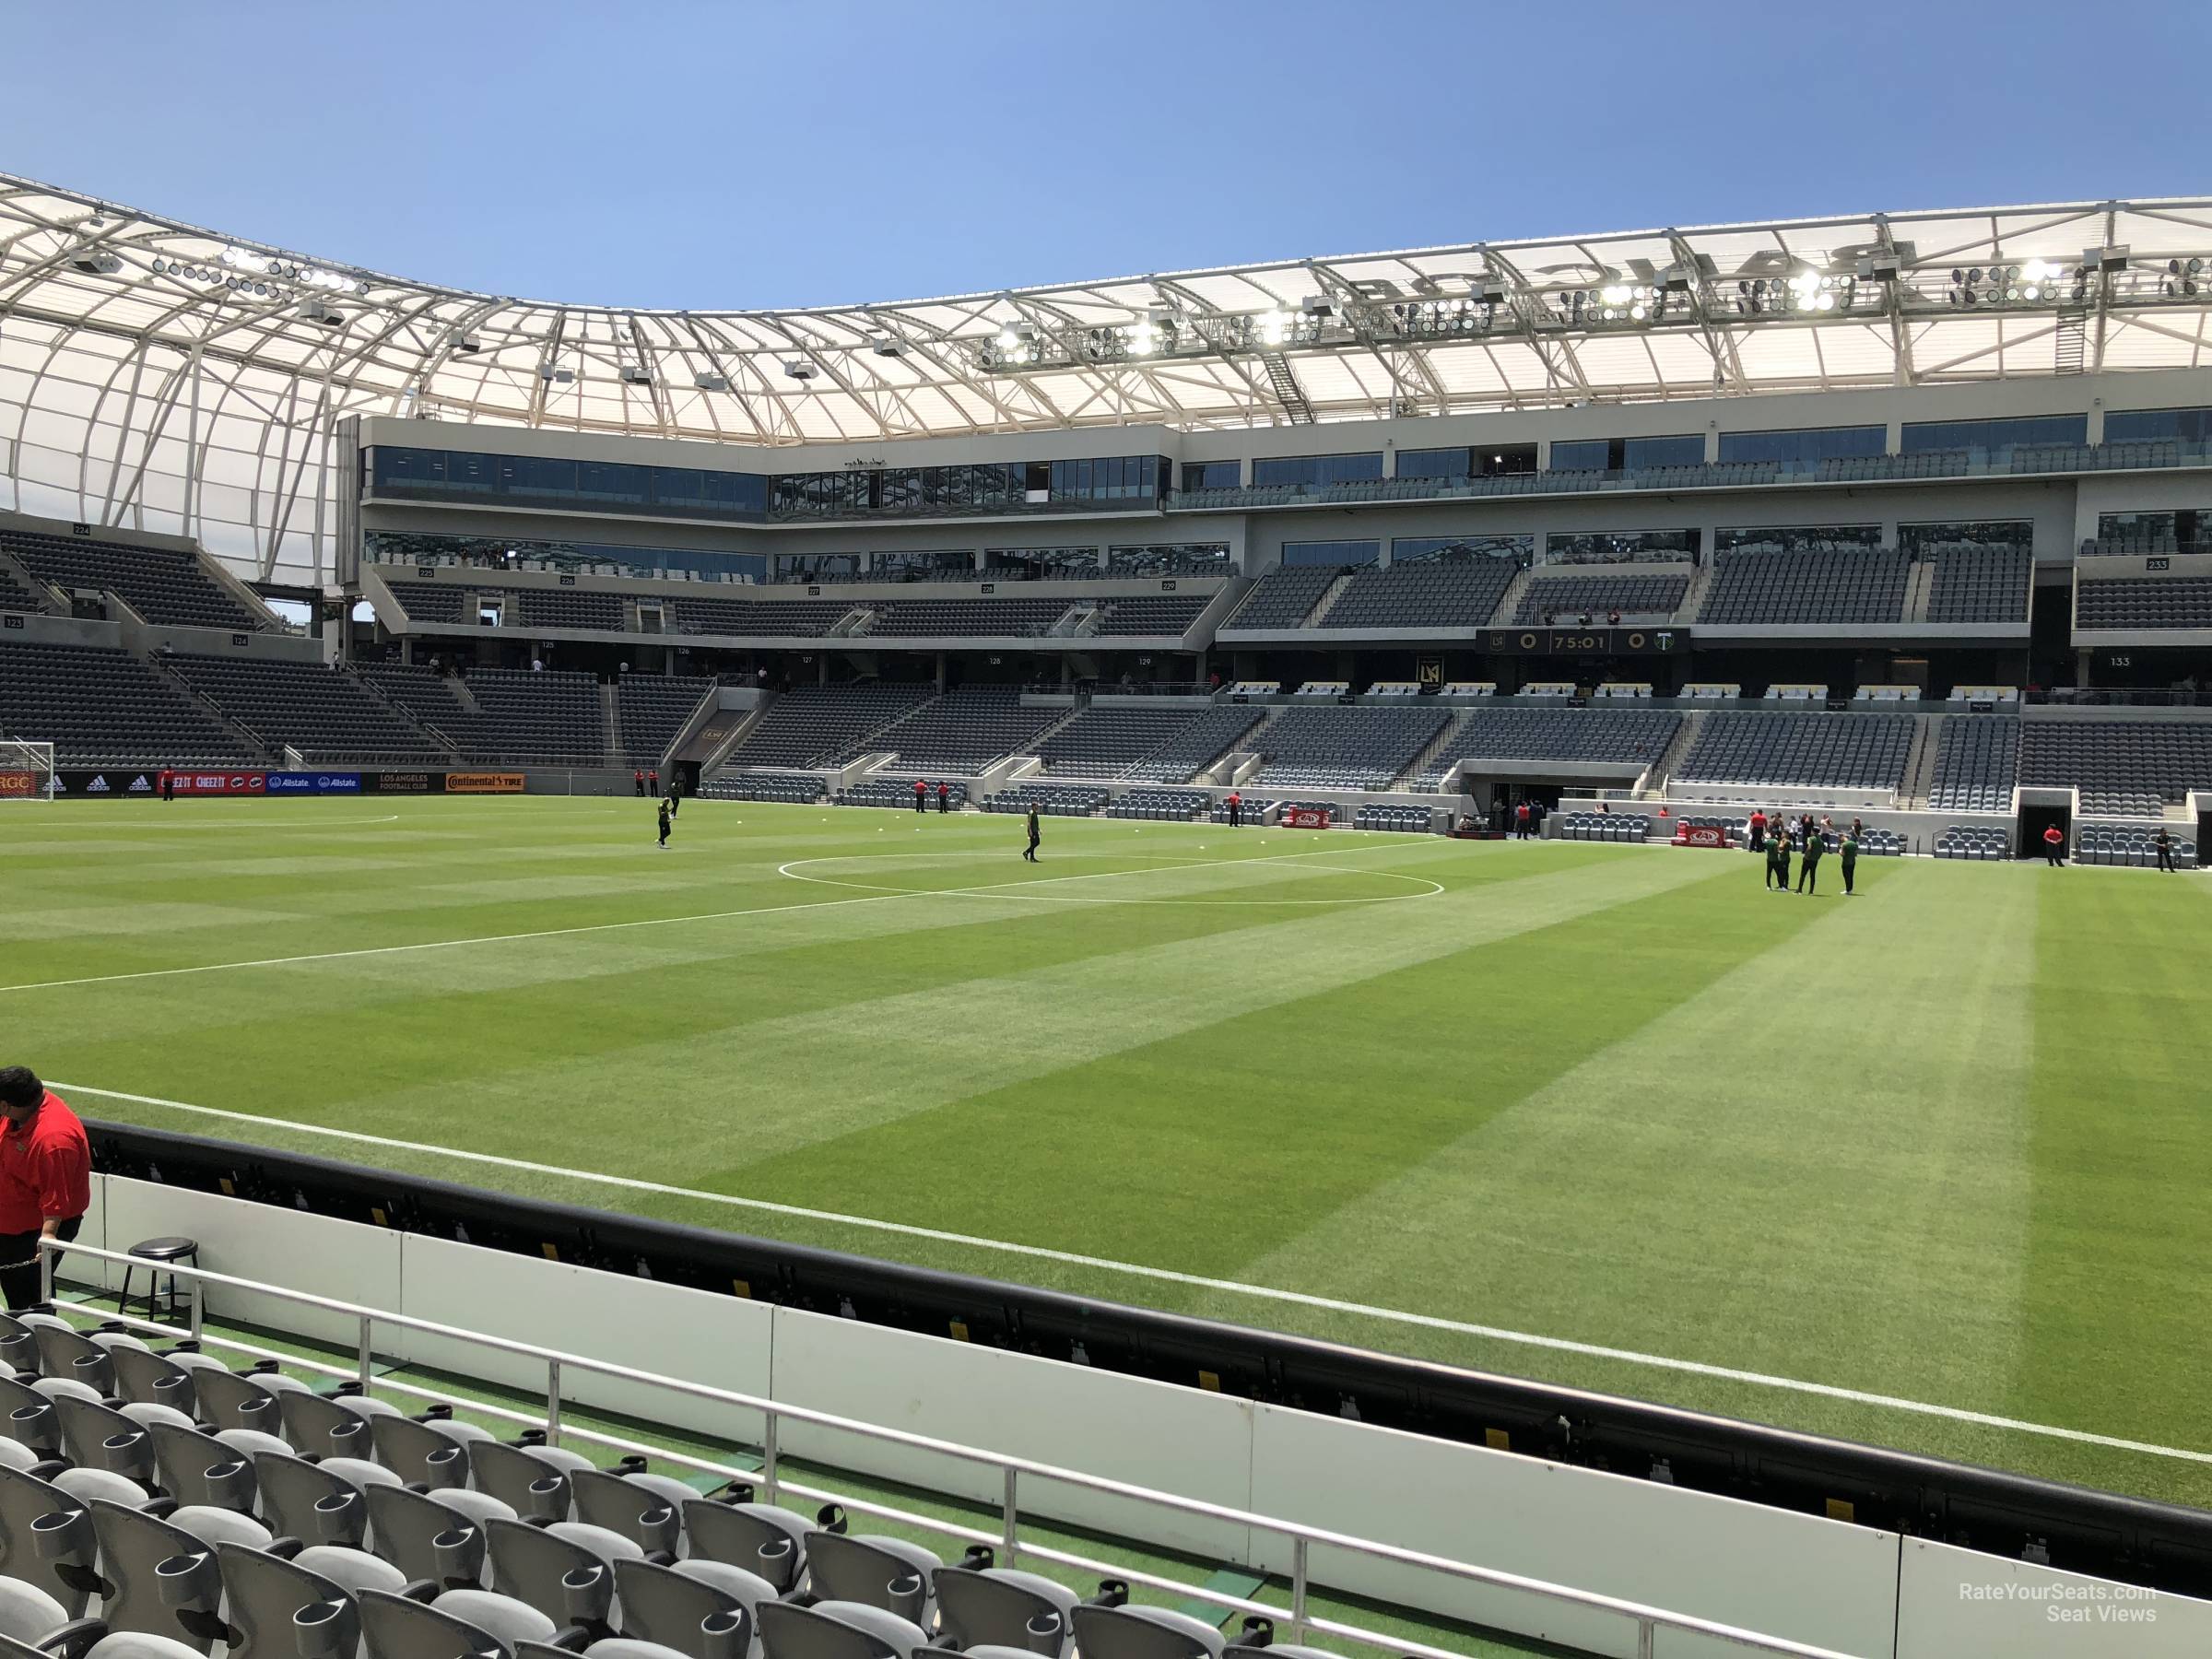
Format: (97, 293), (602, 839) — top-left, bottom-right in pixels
(6, 173), (2212, 582)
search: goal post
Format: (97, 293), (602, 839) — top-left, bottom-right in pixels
(0, 741), (55, 803)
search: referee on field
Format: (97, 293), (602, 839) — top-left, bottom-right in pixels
(0, 1069), (90, 1311)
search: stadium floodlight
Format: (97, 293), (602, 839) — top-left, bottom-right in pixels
(68, 249), (122, 276)
(293, 299), (346, 327)
(994, 325), (1022, 351)
(536, 362), (573, 383)
(2085, 244), (2130, 273)
(1127, 319), (1158, 356)
(694, 371), (729, 391)
(447, 330), (482, 355)
(782, 358), (816, 381)
(1257, 309), (1288, 345)
(867, 333), (904, 358)
(621, 363), (654, 384)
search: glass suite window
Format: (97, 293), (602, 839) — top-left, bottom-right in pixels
(1719, 426), (1887, 466)
(1280, 539), (1380, 567)
(1900, 415), (2087, 453)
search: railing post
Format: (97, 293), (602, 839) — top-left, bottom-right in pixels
(1290, 1537), (1309, 1641)
(1002, 1467), (1018, 1567)
(356, 1313), (372, 1387)
(546, 1359), (562, 1447)
(1635, 1618), (1655, 1659)
(760, 1411), (778, 1505)
(189, 1277), (204, 1344)
(37, 1241), (53, 1309)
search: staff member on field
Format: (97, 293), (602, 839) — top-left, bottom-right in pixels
(2042, 823), (2065, 866)
(1796, 823), (1826, 895)
(1840, 828), (1860, 896)
(0, 1069), (90, 1312)
(1023, 805), (1041, 862)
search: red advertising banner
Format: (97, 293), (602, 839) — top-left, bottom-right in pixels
(1673, 823), (1728, 848)
(171, 771), (267, 796)
(1282, 806), (1332, 830)
(0, 771), (38, 798)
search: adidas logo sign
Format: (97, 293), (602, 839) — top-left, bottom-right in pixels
(87, 776), (111, 793)
(128, 775), (152, 792)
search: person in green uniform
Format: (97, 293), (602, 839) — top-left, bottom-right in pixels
(1840, 829), (1860, 895)
(1771, 824), (1793, 892)
(1023, 806), (1041, 863)
(1796, 823), (1825, 894)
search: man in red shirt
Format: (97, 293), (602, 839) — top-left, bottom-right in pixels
(2043, 823), (2066, 866)
(1227, 790), (1241, 829)
(0, 1069), (90, 1311)
(159, 766), (175, 804)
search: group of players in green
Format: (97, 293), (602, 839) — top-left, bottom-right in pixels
(1747, 807), (1859, 895)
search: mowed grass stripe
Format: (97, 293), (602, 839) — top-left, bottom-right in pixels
(618, 851), (1759, 1271)
(1200, 859), (2054, 1464)
(2018, 869), (2212, 1477)
(37, 867), (1342, 1101)
(64, 841), (1723, 1226)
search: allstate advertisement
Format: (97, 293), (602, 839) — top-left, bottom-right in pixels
(265, 771), (363, 795)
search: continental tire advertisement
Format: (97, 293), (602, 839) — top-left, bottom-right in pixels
(444, 771), (525, 794)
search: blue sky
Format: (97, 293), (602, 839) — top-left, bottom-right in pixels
(5, 1), (2207, 310)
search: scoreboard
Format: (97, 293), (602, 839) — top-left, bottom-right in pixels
(1483, 627), (1683, 655)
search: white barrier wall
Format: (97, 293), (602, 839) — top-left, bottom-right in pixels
(97, 1178), (403, 1347)
(1247, 1404), (1900, 1659)
(394, 1235), (771, 1446)
(1894, 1539), (2212, 1658)
(83, 1177), (2212, 1659)
(771, 1305), (1254, 1561)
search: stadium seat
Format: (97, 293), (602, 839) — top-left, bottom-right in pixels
(681, 1498), (813, 1596)
(933, 1557), (1078, 1655)
(757, 1599), (932, 1659)
(801, 1524), (941, 1624)
(1069, 1601), (1224, 1659)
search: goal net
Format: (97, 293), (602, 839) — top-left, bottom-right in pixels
(0, 741), (55, 803)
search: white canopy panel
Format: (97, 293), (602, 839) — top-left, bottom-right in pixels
(6, 174), (2212, 582)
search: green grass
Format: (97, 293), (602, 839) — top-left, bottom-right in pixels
(9, 795), (2212, 1513)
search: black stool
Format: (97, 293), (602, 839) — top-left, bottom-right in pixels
(118, 1237), (200, 1325)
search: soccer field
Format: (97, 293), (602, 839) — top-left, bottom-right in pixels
(6, 795), (2210, 1510)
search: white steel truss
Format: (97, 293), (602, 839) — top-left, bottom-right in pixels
(6, 176), (2212, 584)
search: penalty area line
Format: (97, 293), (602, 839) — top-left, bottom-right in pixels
(53, 1080), (2212, 1471)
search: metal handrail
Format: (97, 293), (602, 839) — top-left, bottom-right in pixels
(47, 1239), (1858, 1659)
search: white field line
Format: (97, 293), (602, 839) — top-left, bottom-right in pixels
(53, 1081), (2212, 1470)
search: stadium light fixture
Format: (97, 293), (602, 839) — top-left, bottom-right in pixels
(1128, 320), (1157, 356)
(1257, 310), (1288, 346)
(867, 334), (904, 358)
(781, 359), (816, 381)
(446, 330), (482, 355)
(694, 372), (729, 392)
(621, 363), (655, 385)
(68, 250), (122, 276)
